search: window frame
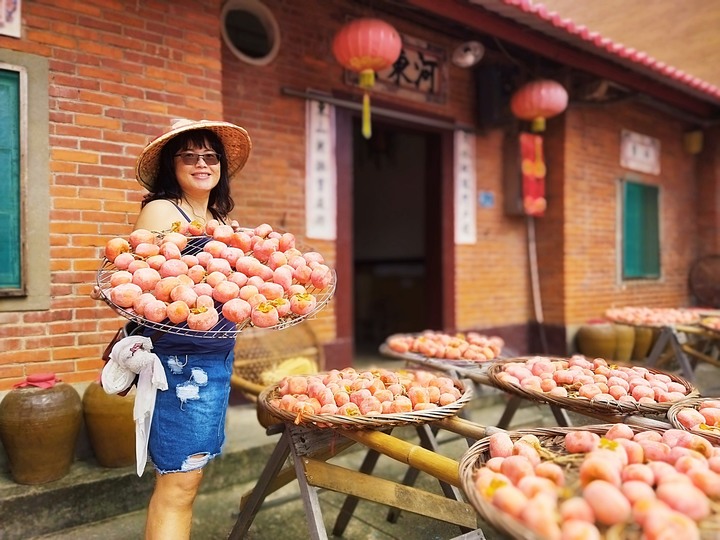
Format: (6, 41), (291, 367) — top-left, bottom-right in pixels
(220, 0), (281, 66)
(0, 51), (50, 311)
(619, 177), (661, 281)
(0, 64), (26, 296)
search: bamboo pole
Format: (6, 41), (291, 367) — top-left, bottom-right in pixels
(433, 416), (498, 440)
(339, 429), (461, 486)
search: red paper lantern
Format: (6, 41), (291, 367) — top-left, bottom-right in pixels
(332, 18), (402, 138)
(510, 79), (569, 132)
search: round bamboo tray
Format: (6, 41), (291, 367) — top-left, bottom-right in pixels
(379, 342), (491, 371)
(258, 371), (473, 430)
(667, 397), (720, 445)
(604, 307), (701, 328)
(380, 331), (505, 365)
(458, 423), (715, 540)
(486, 359), (698, 420)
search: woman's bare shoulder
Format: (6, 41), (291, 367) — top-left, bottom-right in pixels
(134, 199), (183, 232)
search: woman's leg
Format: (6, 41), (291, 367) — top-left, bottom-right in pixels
(145, 468), (204, 540)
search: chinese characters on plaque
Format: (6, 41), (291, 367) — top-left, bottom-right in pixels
(620, 129), (661, 175)
(305, 100), (337, 240)
(0, 0), (20, 38)
(454, 130), (477, 244)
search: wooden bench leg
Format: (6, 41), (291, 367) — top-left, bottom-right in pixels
(228, 428), (292, 540)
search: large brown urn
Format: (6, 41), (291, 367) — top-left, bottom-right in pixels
(82, 381), (135, 468)
(0, 373), (82, 484)
(576, 321), (616, 360)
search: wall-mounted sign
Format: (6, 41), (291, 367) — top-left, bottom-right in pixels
(620, 129), (661, 175)
(0, 0), (21, 38)
(454, 130), (477, 244)
(305, 100), (337, 240)
(479, 191), (495, 209)
(344, 33), (447, 105)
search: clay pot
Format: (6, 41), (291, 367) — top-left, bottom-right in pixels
(0, 373), (82, 484)
(82, 381), (135, 468)
(613, 324), (635, 362)
(632, 326), (655, 361)
(576, 322), (616, 360)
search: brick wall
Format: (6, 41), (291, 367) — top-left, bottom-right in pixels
(0, 0), (226, 388)
(560, 101), (698, 324)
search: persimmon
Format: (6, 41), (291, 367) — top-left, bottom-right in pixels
(128, 228), (156, 249)
(251, 302), (279, 327)
(132, 267), (162, 292)
(186, 305), (219, 331)
(104, 237), (131, 262)
(110, 283), (142, 308)
(166, 301), (190, 324)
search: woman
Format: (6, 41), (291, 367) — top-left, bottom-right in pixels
(132, 119), (252, 539)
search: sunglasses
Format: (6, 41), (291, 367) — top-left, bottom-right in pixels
(174, 152), (222, 166)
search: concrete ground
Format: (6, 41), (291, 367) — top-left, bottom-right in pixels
(4, 354), (720, 540)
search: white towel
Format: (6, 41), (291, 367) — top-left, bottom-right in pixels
(101, 336), (168, 476)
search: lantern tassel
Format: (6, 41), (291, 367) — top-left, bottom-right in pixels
(531, 117), (546, 133)
(362, 92), (372, 139)
(359, 70), (375, 139)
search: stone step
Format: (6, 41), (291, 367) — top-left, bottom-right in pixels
(1, 438), (277, 540)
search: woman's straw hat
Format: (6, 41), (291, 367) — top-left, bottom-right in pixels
(135, 118), (252, 191)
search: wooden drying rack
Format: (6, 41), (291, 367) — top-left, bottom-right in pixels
(228, 416), (495, 540)
(229, 333), (709, 539)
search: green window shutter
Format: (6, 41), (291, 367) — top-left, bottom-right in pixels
(0, 69), (21, 289)
(623, 180), (660, 279)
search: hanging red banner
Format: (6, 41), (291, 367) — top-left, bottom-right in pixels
(520, 132), (547, 216)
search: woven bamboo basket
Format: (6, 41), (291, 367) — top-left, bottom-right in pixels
(486, 360), (698, 421)
(667, 396), (720, 445)
(380, 331), (505, 366)
(258, 370), (473, 430)
(458, 423), (718, 540)
(379, 345), (512, 387)
(604, 307), (702, 328)
(379, 342), (491, 371)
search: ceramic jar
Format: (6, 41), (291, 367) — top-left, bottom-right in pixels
(576, 321), (616, 360)
(632, 326), (655, 361)
(0, 373), (82, 484)
(613, 323), (635, 362)
(82, 381), (135, 468)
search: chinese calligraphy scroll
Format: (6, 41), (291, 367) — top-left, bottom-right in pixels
(305, 100), (337, 240)
(454, 130), (477, 244)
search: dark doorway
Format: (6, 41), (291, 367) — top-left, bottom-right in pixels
(351, 119), (444, 355)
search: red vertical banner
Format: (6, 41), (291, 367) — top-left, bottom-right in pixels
(520, 132), (547, 216)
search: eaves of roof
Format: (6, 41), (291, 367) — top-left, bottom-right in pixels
(485, 0), (720, 104)
(403, 0), (720, 120)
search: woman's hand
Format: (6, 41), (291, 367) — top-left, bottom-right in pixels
(91, 286), (103, 300)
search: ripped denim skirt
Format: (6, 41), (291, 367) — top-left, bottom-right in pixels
(148, 350), (234, 474)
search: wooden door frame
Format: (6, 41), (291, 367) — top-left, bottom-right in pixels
(327, 107), (455, 370)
